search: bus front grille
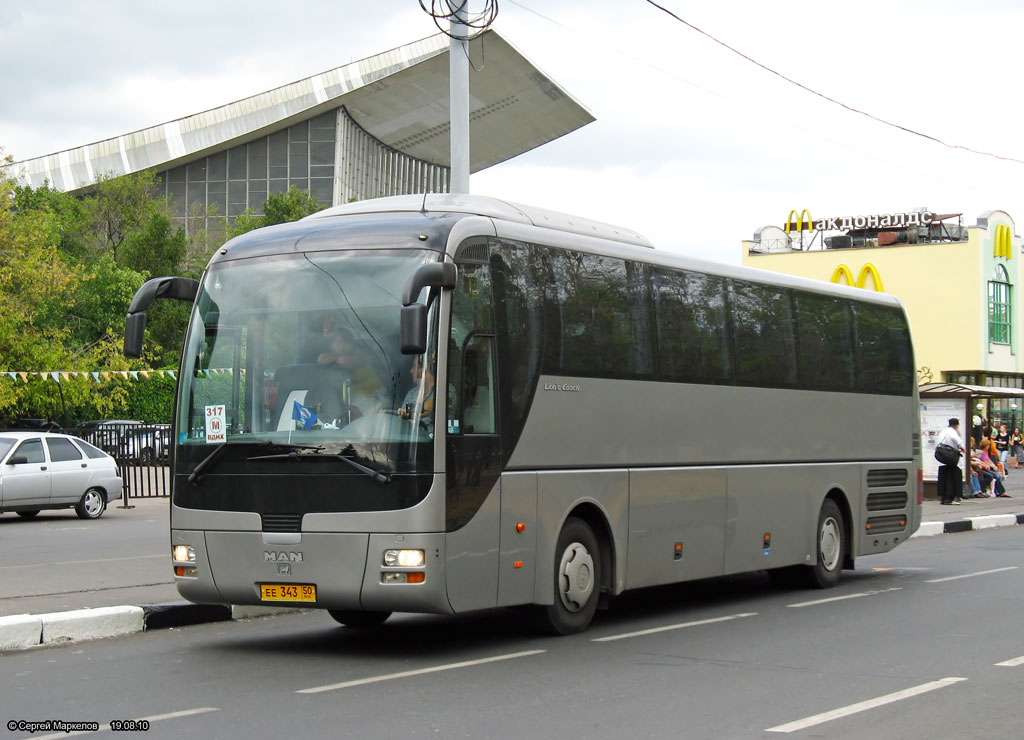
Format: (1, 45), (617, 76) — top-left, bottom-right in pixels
(262, 513), (303, 532)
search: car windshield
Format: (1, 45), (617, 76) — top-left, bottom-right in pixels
(177, 249), (440, 475)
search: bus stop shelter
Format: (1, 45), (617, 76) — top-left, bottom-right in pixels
(918, 382), (1024, 496)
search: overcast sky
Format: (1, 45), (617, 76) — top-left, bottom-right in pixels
(3, 0), (1023, 263)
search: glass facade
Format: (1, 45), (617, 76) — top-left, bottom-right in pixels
(153, 107), (450, 233)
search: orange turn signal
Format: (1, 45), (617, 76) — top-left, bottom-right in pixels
(406, 572), (425, 584)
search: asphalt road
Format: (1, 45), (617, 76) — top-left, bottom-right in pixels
(2, 526), (1023, 740)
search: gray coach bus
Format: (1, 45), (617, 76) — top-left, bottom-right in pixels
(124, 194), (921, 635)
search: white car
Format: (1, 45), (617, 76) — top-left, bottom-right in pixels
(0, 432), (124, 519)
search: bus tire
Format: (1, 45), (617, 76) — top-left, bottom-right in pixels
(529, 517), (601, 635)
(804, 498), (845, 589)
(327, 610), (391, 628)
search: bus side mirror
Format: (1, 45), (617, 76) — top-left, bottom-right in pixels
(400, 262), (457, 355)
(123, 276), (200, 359)
(124, 313), (147, 359)
(401, 304), (429, 355)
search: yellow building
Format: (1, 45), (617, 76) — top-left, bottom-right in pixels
(742, 208), (1023, 423)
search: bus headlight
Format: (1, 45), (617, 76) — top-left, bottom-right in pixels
(383, 549), (424, 567)
(172, 545), (196, 562)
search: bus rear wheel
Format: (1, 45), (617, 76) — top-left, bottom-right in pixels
(327, 610), (391, 628)
(529, 517), (601, 635)
(769, 498), (846, 589)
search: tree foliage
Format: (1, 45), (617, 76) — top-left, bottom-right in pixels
(0, 155), (321, 425)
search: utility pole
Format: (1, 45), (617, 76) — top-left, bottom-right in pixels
(449, 1), (470, 194)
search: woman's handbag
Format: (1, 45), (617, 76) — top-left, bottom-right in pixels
(934, 443), (961, 466)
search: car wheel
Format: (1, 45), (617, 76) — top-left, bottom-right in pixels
(75, 488), (107, 519)
(16, 510), (41, 519)
(327, 610), (392, 628)
(529, 516), (601, 635)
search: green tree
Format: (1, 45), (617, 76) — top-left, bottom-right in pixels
(227, 186), (326, 238)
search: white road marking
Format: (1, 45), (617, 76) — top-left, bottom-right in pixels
(25, 707), (219, 739)
(787, 588), (902, 608)
(296, 649), (546, 694)
(591, 612), (758, 642)
(995, 655), (1024, 667)
(765, 677), (967, 733)
(925, 566), (1018, 583)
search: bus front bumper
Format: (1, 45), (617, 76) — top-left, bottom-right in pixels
(171, 530), (452, 615)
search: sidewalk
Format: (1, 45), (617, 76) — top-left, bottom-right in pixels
(3, 472), (1024, 652)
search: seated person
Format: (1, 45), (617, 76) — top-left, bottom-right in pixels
(398, 354), (435, 421)
(976, 438), (1009, 497)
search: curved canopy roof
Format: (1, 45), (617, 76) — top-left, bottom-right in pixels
(9, 30), (594, 194)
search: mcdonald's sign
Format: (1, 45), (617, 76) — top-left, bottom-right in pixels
(830, 263), (884, 292)
(785, 209), (813, 234)
(993, 223), (1013, 260)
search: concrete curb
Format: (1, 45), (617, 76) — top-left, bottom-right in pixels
(911, 512), (1024, 537)
(0, 601), (304, 652)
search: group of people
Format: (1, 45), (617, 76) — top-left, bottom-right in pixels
(936, 417), (1021, 505)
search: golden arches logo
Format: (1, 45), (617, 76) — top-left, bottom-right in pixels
(830, 263), (884, 292)
(785, 209), (813, 234)
(994, 223), (1013, 260)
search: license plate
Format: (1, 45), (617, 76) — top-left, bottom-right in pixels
(259, 583), (317, 603)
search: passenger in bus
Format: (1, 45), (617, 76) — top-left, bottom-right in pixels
(317, 327), (385, 417)
(936, 418), (965, 505)
(397, 354), (435, 421)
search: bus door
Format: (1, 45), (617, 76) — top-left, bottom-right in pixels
(444, 244), (504, 612)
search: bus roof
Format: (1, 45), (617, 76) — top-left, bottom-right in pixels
(304, 194), (655, 250)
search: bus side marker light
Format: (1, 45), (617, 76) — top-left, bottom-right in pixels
(516, 522), (526, 533)
(674, 543), (683, 561)
(514, 561), (524, 569)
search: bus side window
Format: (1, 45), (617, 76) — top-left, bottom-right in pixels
(462, 335), (495, 434)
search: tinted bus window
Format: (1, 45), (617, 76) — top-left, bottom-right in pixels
(854, 303), (914, 395)
(548, 251), (652, 379)
(730, 280), (797, 388)
(795, 292), (855, 392)
(648, 267), (731, 384)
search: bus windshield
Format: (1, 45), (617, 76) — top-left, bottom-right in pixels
(177, 248), (440, 475)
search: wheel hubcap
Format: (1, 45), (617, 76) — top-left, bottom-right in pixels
(819, 516), (841, 571)
(84, 492), (102, 517)
(557, 542), (595, 612)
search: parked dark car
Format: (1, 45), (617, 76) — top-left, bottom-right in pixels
(76, 420), (144, 457)
(122, 424), (171, 463)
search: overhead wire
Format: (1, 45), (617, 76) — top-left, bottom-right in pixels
(419, 0), (499, 41)
(644, 0), (1024, 166)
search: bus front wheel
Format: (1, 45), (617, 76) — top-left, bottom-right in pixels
(529, 517), (601, 635)
(327, 610), (391, 628)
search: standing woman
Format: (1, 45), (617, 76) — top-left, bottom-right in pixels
(1012, 427), (1023, 469)
(995, 424), (1011, 475)
(936, 418), (966, 505)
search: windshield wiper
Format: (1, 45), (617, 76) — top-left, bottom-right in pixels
(187, 443), (228, 485)
(247, 445), (391, 485)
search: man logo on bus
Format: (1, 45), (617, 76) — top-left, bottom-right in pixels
(785, 209), (813, 234)
(830, 263), (884, 292)
(264, 551), (304, 562)
(994, 223), (1013, 260)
